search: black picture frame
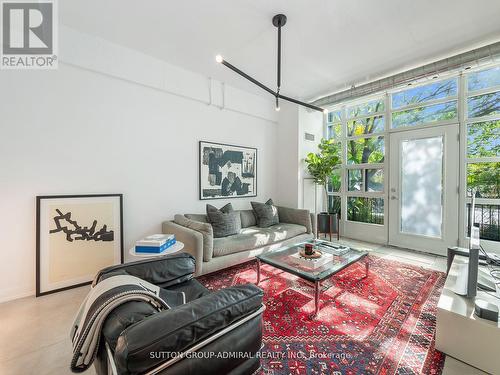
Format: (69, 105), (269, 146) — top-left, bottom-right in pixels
(199, 141), (258, 200)
(36, 194), (124, 297)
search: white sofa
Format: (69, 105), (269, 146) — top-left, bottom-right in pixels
(162, 206), (315, 276)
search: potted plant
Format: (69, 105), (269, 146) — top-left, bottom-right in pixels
(305, 138), (341, 238)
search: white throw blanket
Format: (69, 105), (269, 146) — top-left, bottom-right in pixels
(70, 275), (169, 373)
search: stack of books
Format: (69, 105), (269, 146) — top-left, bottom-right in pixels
(135, 234), (176, 254)
(316, 241), (350, 256)
(291, 252), (334, 269)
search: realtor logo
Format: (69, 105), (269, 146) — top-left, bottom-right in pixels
(1, 0), (58, 69)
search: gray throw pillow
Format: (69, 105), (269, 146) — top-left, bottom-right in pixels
(206, 203), (242, 238)
(251, 199), (279, 228)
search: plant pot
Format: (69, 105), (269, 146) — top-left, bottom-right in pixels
(317, 213), (339, 240)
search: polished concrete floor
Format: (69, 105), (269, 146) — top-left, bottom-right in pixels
(0, 240), (459, 375)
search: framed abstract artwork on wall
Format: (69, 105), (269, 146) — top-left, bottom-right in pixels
(36, 194), (123, 296)
(199, 141), (257, 200)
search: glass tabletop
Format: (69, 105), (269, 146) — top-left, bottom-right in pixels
(256, 239), (368, 282)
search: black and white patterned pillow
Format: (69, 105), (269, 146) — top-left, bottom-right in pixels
(251, 199), (279, 228)
(206, 203), (242, 238)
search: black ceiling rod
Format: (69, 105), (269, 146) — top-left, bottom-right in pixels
(277, 93), (325, 112)
(220, 58), (324, 112)
(274, 14), (285, 110)
(216, 13), (327, 114)
(220, 59), (277, 97)
(274, 14), (285, 92)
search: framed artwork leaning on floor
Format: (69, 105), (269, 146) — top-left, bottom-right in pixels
(36, 194), (123, 296)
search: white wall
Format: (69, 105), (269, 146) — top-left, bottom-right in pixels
(276, 102), (300, 208)
(298, 107), (324, 212)
(275, 103), (324, 211)
(0, 27), (278, 302)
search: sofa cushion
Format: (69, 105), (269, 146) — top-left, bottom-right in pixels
(206, 203), (242, 238)
(240, 209), (257, 228)
(251, 199), (279, 228)
(213, 223), (307, 257)
(184, 214), (208, 223)
(261, 223), (308, 242)
(276, 206), (313, 233)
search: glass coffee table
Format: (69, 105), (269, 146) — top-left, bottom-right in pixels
(256, 240), (368, 317)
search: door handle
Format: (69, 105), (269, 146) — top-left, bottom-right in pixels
(391, 195), (398, 200)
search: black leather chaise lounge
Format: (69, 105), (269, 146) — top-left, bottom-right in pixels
(92, 253), (264, 375)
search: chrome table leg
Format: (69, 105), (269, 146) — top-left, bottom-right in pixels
(313, 280), (321, 318)
(256, 259), (261, 284)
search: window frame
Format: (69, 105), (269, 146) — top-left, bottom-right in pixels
(466, 90), (500, 120)
(326, 94), (387, 227)
(389, 76), (459, 131)
(461, 65), (500, 249)
(324, 63), (500, 248)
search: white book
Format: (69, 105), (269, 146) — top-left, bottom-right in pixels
(136, 234), (175, 247)
(290, 252), (334, 269)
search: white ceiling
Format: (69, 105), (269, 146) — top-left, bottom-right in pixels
(60, 0), (500, 101)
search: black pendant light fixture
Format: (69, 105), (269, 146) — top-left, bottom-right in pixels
(216, 14), (328, 114)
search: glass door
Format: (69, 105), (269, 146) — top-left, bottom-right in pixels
(388, 124), (459, 255)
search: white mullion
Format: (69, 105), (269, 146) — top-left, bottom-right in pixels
(341, 104), (347, 222)
(345, 163), (385, 169)
(465, 61), (500, 75)
(384, 91), (391, 242)
(347, 112), (385, 122)
(346, 133), (385, 141)
(392, 96), (458, 113)
(466, 157), (500, 164)
(466, 113), (500, 124)
(387, 74), (460, 97)
(459, 73), (468, 247)
(466, 197), (500, 205)
(466, 85), (500, 98)
(345, 191), (385, 198)
(388, 118), (460, 133)
(345, 95), (385, 111)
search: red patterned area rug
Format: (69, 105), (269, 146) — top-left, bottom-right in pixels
(198, 255), (446, 375)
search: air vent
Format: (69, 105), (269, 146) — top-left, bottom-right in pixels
(304, 133), (315, 141)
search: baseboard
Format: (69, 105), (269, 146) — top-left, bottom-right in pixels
(0, 286), (34, 304)
(339, 235), (387, 246)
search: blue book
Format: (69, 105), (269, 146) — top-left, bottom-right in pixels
(135, 238), (176, 253)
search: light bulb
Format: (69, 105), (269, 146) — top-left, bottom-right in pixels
(323, 108), (328, 114)
(275, 106), (280, 112)
(215, 55), (223, 63)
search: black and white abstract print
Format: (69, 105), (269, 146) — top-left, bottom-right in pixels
(199, 141), (257, 200)
(49, 209), (114, 242)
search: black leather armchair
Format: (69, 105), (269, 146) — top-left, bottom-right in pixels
(93, 253), (264, 375)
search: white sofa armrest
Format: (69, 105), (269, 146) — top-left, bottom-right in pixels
(162, 221), (204, 276)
